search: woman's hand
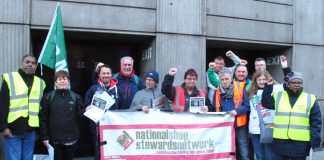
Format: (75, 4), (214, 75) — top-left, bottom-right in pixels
(43, 140), (49, 149)
(200, 106), (209, 112)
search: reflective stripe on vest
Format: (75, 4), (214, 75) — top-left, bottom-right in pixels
(214, 81), (247, 127)
(233, 80), (248, 127)
(172, 86), (206, 112)
(3, 72), (45, 127)
(214, 89), (221, 112)
(273, 91), (315, 141)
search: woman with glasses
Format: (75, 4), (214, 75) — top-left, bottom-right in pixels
(262, 71), (322, 160)
(162, 67), (212, 112)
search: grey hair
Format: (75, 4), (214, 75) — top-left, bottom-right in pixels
(218, 68), (232, 78)
(120, 56), (134, 64)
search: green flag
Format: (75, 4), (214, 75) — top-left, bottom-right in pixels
(38, 2), (69, 73)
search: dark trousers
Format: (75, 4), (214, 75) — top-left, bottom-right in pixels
(51, 143), (77, 160)
(273, 153), (306, 160)
(0, 135), (5, 160)
(89, 121), (100, 160)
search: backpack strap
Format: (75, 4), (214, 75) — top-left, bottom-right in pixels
(113, 73), (140, 88)
(68, 90), (77, 103)
(133, 75), (140, 89)
(113, 73), (119, 79)
(47, 90), (77, 104)
(49, 90), (56, 103)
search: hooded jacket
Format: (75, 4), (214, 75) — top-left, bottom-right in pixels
(114, 70), (144, 109)
(84, 78), (120, 110)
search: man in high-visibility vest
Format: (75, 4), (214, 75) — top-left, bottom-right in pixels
(262, 71), (322, 160)
(213, 68), (250, 160)
(0, 55), (46, 160)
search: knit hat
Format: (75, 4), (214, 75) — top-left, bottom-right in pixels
(145, 70), (159, 83)
(285, 71), (303, 83)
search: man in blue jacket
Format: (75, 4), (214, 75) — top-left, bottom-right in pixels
(113, 56), (144, 109)
(84, 64), (120, 160)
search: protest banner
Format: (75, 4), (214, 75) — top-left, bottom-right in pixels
(99, 110), (235, 160)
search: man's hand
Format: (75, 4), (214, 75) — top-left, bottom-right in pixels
(208, 62), (216, 69)
(43, 140), (49, 149)
(280, 55), (288, 68)
(86, 105), (92, 111)
(240, 59), (248, 65)
(95, 62), (104, 72)
(168, 67), (177, 76)
(225, 50), (234, 57)
(142, 105), (149, 113)
(230, 110), (237, 117)
(2, 128), (12, 138)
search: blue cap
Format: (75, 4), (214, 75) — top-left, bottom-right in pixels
(286, 71), (303, 83)
(145, 70), (159, 83)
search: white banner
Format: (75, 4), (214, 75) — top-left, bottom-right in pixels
(99, 110), (235, 160)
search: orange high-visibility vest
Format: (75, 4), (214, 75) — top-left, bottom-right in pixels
(214, 80), (247, 127)
(172, 86), (206, 112)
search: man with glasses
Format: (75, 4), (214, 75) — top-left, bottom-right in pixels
(262, 72), (322, 160)
(113, 56), (144, 109)
(128, 70), (165, 113)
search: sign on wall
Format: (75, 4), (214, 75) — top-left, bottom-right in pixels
(266, 56), (280, 66)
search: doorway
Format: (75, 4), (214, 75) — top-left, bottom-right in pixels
(206, 40), (292, 83)
(31, 29), (154, 157)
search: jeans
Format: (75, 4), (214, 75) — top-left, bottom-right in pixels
(3, 130), (36, 160)
(235, 125), (249, 160)
(250, 134), (276, 160)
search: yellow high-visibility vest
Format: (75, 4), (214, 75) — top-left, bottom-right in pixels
(3, 71), (46, 127)
(273, 91), (315, 141)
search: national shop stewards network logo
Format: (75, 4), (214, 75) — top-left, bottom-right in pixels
(117, 131), (134, 150)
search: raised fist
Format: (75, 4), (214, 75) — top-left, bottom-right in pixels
(280, 55), (288, 68)
(168, 67), (177, 76)
(267, 78), (274, 85)
(225, 50), (234, 57)
(208, 62), (216, 69)
(240, 59), (248, 65)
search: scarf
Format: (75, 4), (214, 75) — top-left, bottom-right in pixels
(220, 84), (234, 99)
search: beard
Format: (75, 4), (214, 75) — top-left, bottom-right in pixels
(24, 68), (35, 75)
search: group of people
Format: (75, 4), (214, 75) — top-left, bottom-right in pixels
(204, 51), (322, 160)
(0, 52), (322, 160)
